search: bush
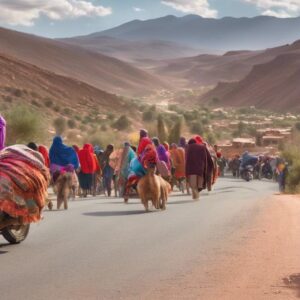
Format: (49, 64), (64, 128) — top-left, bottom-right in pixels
(107, 113), (115, 121)
(13, 88), (23, 97)
(112, 115), (131, 130)
(295, 122), (300, 131)
(282, 147), (300, 193)
(53, 117), (66, 135)
(5, 105), (46, 145)
(63, 108), (72, 116)
(67, 119), (76, 129)
(189, 121), (204, 134)
(44, 98), (54, 108)
(31, 99), (41, 107)
(3, 96), (13, 103)
(53, 105), (60, 112)
(143, 110), (156, 122)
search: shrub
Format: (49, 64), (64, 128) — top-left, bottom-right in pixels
(63, 108), (72, 116)
(5, 105), (46, 145)
(142, 109), (156, 122)
(107, 113), (115, 121)
(53, 117), (66, 135)
(31, 99), (41, 107)
(44, 98), (54, 108)
(189, 121), (204, 134)
(112, 115), (131, 130)
(281, 147), (300, 193)
(3, 96), (13, 103)
(67, 119), (76, 129)
(101, 124), (107, 131)
(204, 132), (216, 145)
(53, 105), (60, 112)
(295, 122), (300, 131)
(13, 88), (23, 97)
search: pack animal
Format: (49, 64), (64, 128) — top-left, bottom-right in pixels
(54, 172), (73, 210)
(157, 176), (171, 210)
(137, 167), (161, 211)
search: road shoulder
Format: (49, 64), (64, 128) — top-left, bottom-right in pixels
(144, 194), (300, 299)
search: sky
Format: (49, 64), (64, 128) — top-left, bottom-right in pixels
(1, 0), (300, 38)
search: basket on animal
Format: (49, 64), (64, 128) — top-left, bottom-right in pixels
(0, 145), (50, 223)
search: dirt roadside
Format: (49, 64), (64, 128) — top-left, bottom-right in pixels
(144, 195), (300, 299)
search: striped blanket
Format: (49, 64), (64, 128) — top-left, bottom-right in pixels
(0, 145), (50, 223)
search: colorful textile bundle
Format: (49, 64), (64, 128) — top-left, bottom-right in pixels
(0, 145), (50, 223)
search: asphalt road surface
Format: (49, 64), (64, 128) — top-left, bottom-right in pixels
(0, 178), (277, 300)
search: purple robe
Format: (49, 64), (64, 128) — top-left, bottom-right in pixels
(0, 116), (6, 150)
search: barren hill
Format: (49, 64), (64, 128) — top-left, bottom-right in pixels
(200, 51), (300, 112)
(59, 35), (201, 63)
(0, 53), (128, 114)
(154, 41), (300, 89)
(0, 27), (168, 96)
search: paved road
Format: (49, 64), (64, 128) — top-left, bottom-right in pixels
(0, 178), (277, 300)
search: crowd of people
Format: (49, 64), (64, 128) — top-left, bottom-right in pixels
(21, 129), (220, 208)
(219, 152), (288, 192)
(0, 110), (288, 217)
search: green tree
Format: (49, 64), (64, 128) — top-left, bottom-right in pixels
(157, 114), (168, 143)
(168, 117), (183, 144)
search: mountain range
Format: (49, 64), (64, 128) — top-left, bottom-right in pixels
(2, 14), (300, 112)
(92, 15), (300, 51)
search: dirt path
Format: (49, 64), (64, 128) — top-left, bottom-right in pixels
(145, 195), (300, 299)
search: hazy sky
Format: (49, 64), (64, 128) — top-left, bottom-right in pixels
(0, 0), (300, 38)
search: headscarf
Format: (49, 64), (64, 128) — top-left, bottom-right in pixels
(38, 145), (50, 168)
(141, 144), (158, 169)
(78, 144), (97, 174)
(188, 138), (197, 145)
(137, 137), (152, 156)
(27, 142), (38, 151)
(179, 137), (186, 148)
(163, 142), (170, 152)
(0, 116), (6, 150)
(49, 136), (79, 169)
(139, 129), (148, 140)
(194, 135), (204, 145)
(152, 137), (160, 147)
(157, 144), (169, 165)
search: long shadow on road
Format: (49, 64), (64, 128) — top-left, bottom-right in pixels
(83, 210), (147, 217)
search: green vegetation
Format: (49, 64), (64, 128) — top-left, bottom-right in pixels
(168, 117), (183, 144)
(157, 114), (168, 143)
(142, 105), (157, 122)
(282, 146), (300, 193)
(44, 98), (54, 108)
(112, 115), (131, 130)
(5, 105), (46, 145)
(53, 117), (66, 135)
(67, 119), (76, 129)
